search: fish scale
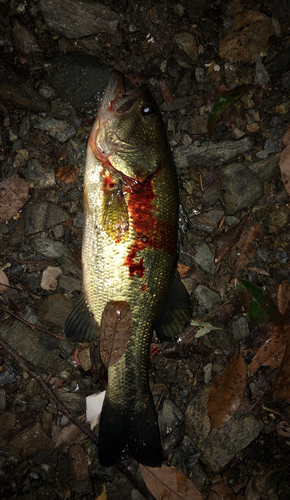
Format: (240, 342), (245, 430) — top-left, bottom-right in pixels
(64, 71), (192, 467)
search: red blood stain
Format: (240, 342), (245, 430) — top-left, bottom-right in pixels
(150, 344), (160, 356)
(141, 284), (146, 291)
(102, 172), (115, 190)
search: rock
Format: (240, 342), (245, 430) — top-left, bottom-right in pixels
(0, 322), (60, 370)
(77, 348), (91, 372)
(8, 422), (54, 459)
(269, 206), (289, 231)
(59, 274), (82, 292)
(73, 212), (83, 228)
(219, 163), (263, 214)
(54, 388), (85, 412)
(264, 139), (282, 154)
(0, 389), (6, 411)
(39, 0), (119, 38)
(37, 293), (74, 329)
(248, 153), (280, 183)
(0, 368), (17, 386)
(191, 210), (224, 234)
(192, 243), (215, 274)
(24, 159), (56, 188)
(254, 61), (270, 85)
(174, 137), (252, 169)
(45, 53), (112, 115)
(185, 387), (263, 472)
(26, 379), (39, 397)
(193, 285), (221, 310)
(159, 398), (184, 437)
(31, 238), (68, 258)
(41, 266), (62, 291)
(23, 306), (38, 325)
(30, 115), (76, 143)
(231, 316), (250, 341)
(174, 32), (198, 61)
(0, 81), (50, 112)
(190, 115), (208, 135)
(188, 461), (207, 491)
(23, 202), (69, 237)
(219, 10), (273, 63)
(13, 21), (42, 55)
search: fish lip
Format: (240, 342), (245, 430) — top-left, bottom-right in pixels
(102, 70), (144, 115)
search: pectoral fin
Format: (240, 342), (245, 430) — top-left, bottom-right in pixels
(64, 292), (99, 342)
(102, 182), (129, 242)
(154, 271), (192, 341)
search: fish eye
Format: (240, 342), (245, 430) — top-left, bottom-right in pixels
(141, 105), (156, 117)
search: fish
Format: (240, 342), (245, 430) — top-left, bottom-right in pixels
(64, 70), (192, 467)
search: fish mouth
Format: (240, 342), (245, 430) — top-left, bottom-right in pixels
(102, 70), (144, 115)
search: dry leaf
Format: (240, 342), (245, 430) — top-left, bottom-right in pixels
(177, 263), (202, 280)
(272, 330), (290, 402)
(56, 164), (80, 184)
(0, 174), (29, 223)
(245, 474), (268, 500)
(140, 464), (202, 500)
(277, 281), (290, 316)
(69, 444), (88, 482)
(55, 415), (85, 449)
(158, 77), (174, 103)
(207, 353), (247, 431)
(250, 326), (288, 375)
(215, 212), (250, 264)
(0, 269), (10, 293)
(100, 301), (132, 368)
(280, 129), (290, 195)
(96, 485), (107, 500)
(276, 420), (290, 438)
(230, 223), (262, 273)
(86, 391), (106, 430)
(208, 479), (242, 500)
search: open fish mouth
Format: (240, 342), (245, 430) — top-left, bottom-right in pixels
(102, 70), (145, 115)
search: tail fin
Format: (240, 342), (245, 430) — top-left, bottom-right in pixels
(98, 393), (163, 467)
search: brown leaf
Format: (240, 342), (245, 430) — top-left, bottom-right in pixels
(0, 269), (10, 293)
(140, 464), (202, 500)
(215, 212), (250, 264)
(177, 263), (202, 280)
(56, 165), (80, 184)
(276, 420), (290, 438)
(162, 325), (199, 359)
(55, 416), (85, 449)
(69, 444), (88, 482)
(100, 301), (132, 368)
(96, 485), (107, 500)
(272, 330), (290, 402)
(208, 479), (242, 500)
(207, 353), (247, 432)
(279, 143), (290, 195)
(250, 326), (288, 375)
(158, 77), (174, 103)
(230, 223), (262, 273)
(0, 174), (29, 223)
(245, 474), (268, 500)
(277, 281), (290, 316)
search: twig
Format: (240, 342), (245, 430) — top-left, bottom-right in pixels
(0, 306), (66, 340)
(0, 336), (156, 500)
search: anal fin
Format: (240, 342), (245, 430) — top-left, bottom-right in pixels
(154, 270), (192, 341)
(64, 292), (99, 342)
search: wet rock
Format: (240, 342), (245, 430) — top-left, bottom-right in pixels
(67, 139), (87, 170)
(269, 206), (289, 231)
(24, 202), (69, 236)
(159, 398), (184, 437)
(219, 163), (263, 214)
(45, 53), (112, 114)
(0, 368), (17, 386)
(0, 81), (50, 112)
(1, 322), (60, 370)
(8, 422), (54, 459)
(26, 379), (39, 397)
(73, 212), (83, 228)
(70, 479), (92, 495)
(37, 293), (74, 329)
(192, 243), (215, 274)
(174, 32), (198, 61)
(264, 139), (281, 154)
(188, 461), (207, 491)
(41, 266), (62, 291)
(174, 137), (252, 168)
(254, 61), (270, 85)
(59, 274), (82, 292)
(29, 395), (47, 411)
(39, 0), (119, 38)
(248, 153), (280, 183)
(77, 348), (91, 372)
(231, 316), (250, 341)
(24, 159), (56, 189)
(185, 387), (264, 472)
(54, 388), (85, 413)
(193, 285), (221, 310)
(13, 22), (42, 55)
(219, 10), (273, 63)
(31, 238), (68, 258)
(23, 306), (38, 325)
(30, 115), (75, 143)
(191, 210), (224, 234)
(62, 248), (82, 279)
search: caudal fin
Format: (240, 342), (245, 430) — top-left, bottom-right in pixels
(98, 393), (163, 467)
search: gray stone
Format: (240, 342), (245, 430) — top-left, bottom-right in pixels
(264, 139), (282, 153)
(37, 293), (74, 329)
(185, 387), (263, 472)
(174, 32), (198, 61)
(174, 137), (253, 168)
(188, 461), (207, 491)
(0, 389), (6, 411)
(19, 115), (31, 139)
(39, 0), (119, 38)
(254, 61), (270, 85)
(158, 398), (184, 437)
(73, 212), (83, 228)
(193, 285), (221, 310)
(0, 368), (17, 386)
(0, 322), (60, 370)
(30, 115), (76, 143)
(219, 163), (263, 214)
(31, 238), (68, 258)
(8, 422), (54, 458)
(249, 153), (280, 183)
(59, 274), (82, 292)
(54, 389), (85, 413)
(0, 81), (50, 113)
(13, 21), (42, 55)
(231, 316), (250, 341)
(24, 159), (56, 189)
(192, 243), (215, 274)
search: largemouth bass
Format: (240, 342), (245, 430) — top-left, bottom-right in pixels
(65, 71), (192, 467)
